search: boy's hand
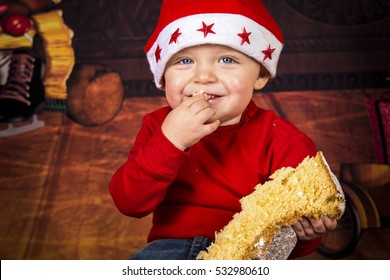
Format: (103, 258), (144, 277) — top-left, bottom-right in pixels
(162, 94), (220, 151)
(292, 216), (337, 241)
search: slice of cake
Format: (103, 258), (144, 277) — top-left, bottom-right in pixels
(197, 151), (345, 260)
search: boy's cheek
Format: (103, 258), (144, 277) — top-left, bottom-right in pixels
(165, 93), (183, 109)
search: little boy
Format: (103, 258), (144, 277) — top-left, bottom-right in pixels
(109, 0), (337, 260)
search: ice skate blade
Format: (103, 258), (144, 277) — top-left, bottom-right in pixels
(0, 115), (44, 137)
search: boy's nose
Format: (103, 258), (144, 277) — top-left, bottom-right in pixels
(194, 64), (217, 84)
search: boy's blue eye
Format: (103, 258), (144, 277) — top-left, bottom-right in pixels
(220, 57), (234, 64)
(179, 58), (193, 64)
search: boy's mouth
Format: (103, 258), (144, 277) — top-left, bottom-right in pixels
(191, 90), (221, 103)
(206, 94), (223, 104)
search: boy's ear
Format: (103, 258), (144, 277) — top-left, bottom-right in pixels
(254, 76), (269, 90)
(160, 78), (166, 90)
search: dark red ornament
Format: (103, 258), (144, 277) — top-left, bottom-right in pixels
(0, 3), (9, 17)
(3, 14), (31, 37)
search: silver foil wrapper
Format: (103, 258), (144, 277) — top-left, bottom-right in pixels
(254, 226), (297, 260)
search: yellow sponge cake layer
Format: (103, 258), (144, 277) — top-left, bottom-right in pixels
(197, 151), (345, 260)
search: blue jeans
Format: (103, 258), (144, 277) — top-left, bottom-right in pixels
(130, 236), (213, 260)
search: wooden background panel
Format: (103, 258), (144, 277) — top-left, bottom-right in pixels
(256, 89), (377, 172)
(20, 98), (168, 259)
(0, 116), (63, 259)
(1, 89), (389, 260)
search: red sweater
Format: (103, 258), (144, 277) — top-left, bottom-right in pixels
(109, 100), (320, 258)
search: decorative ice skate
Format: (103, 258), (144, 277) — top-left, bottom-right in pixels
(0, 115), (44, 137)
(0, 49), (45, 137)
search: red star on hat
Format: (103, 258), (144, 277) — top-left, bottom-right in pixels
(237, 27), (252, 45)
(169, 28), (182, 44)
(262, 44), (275, 61)
(197, 22), (216, 38)
(155, 45), (162, 62)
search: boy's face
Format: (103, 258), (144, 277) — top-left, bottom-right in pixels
(164, 44), (269, 126)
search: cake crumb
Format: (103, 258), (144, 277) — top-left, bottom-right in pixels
(192, 90), (205, 96)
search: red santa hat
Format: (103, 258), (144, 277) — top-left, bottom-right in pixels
(145, 0), (284, 89)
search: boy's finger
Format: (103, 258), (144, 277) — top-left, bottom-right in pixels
(204, 119), (220, 134)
